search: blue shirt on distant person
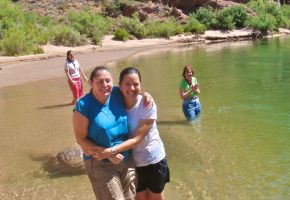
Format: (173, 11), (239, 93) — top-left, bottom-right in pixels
(74, 86), (129, 159)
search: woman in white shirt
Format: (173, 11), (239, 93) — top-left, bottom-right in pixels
(64, 50), (88, 105)
(95, 67), (170, 200)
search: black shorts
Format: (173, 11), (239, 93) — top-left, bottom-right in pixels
(136, 158), (170, 193)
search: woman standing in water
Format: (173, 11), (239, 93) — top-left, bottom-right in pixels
(95, 67), (170, 200)
(64, 50), (88, 105)
(179, 65), (201, 121)
(73, 66), (135, 200)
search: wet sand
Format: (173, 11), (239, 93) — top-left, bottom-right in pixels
(0, 40), (186, 89)
(0, 44), (186, 88)
(0, 30), (289, 89)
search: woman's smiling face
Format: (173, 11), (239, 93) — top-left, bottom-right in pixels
(90, 69), (113, 103)
(119, 73), (141, 101)
(184, 68), (193, 79)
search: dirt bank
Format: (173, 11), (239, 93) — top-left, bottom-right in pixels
(0, 29), (289, 89)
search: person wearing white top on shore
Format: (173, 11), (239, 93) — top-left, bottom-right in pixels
(64, 50), (88, 105)
(95, 67), (170, 200)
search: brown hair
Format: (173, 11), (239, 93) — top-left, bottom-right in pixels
(66, 50), (73, 61)
(89, 66), (111, 81)
(182, 65), (195, 79)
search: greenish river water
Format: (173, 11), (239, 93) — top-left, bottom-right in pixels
(0, 36), (289, 200)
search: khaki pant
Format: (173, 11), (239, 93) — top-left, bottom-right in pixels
(84, 158), (136, 200)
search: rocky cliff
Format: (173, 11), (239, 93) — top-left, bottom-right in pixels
(17, 0), (249, 19)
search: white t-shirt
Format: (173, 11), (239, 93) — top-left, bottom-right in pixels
(64, 60), (80, 78)
(127, 95), (166, 167)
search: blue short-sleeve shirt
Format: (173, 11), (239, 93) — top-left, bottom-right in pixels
(75, 87), (129, 159)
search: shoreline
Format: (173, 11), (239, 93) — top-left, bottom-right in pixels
(0, 29), (289, 89)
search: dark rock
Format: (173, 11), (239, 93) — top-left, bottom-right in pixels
(171, 7), (188, 21)
(121, 4), (140, 17)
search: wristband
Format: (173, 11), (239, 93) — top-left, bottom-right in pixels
(111, 147), (117, 155)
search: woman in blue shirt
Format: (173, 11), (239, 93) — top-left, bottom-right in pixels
(73, 66), (134, 200)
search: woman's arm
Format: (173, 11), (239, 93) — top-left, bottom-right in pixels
(94, 119), (154, 160)
(140, 91), (154, 106)
(73, 111), (95, 155)
(179, 83), (200, 100)
(79, 66), (88, 82)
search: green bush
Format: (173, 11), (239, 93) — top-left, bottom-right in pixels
(215, 9), (235, 30)
(0, 0), (24, 34)
(0, 28), (43, 56)
(228, 5), (248, 28)
(265, 2), (287, 27)
(184, 14), (207, 33)
(195, 6), (216, 29)
(247, 0), (288, 27)
(247, 13), (277, 33)
(90, 30), (103, 45)
(247, 0), (287, 30)
(104, 0), (122, 17)
(193, 5), (247, 30)
(52, 26), (88, 46)
(1, 0), (289, 56)
(247, 0), (266, 13)
(120, 13), (145, 39)
(66, 9), (113, 43)
(114, 28), (130, 41)
(281, 5), (290, 28)
(0, 0), (55, 55)
(144, 20), (183, 38)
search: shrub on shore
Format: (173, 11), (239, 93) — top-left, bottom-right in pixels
(0, 0), (46, 55)
(281, 5), (290, 28)
(52, 26), (88, 46)
(114, 28), (130, 41)
(120, 14), (145, 39)
(247, 0), (289, 32)
(63, 9), (113, 45)
(0, 28), (44, 56)
(194, 7), (216, 29)
(0, 0), (290, 56)
(0, 0), (113, 55)
(144, 19), (184, 38)
(184, 15), (206, 33)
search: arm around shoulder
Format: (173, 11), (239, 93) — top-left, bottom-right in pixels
(96, 119), (154, 160)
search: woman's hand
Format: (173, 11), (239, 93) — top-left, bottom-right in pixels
(93, 147), (111, 160)
(70, 80), (76, 86)
(191, 83), (199, 91)
(108, 154), (124, 165)
(141, 92), (154, 107)
(93, 147), (124, 165)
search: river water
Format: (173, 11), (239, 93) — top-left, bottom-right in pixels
(0, 36), (289, 200)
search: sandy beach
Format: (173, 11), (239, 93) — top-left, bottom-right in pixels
(0, 29), (289, 89)
(0, 35), (192, 88)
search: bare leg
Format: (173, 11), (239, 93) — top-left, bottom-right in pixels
(135, 190), (148, 200)
(148, 191), (163, 200)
